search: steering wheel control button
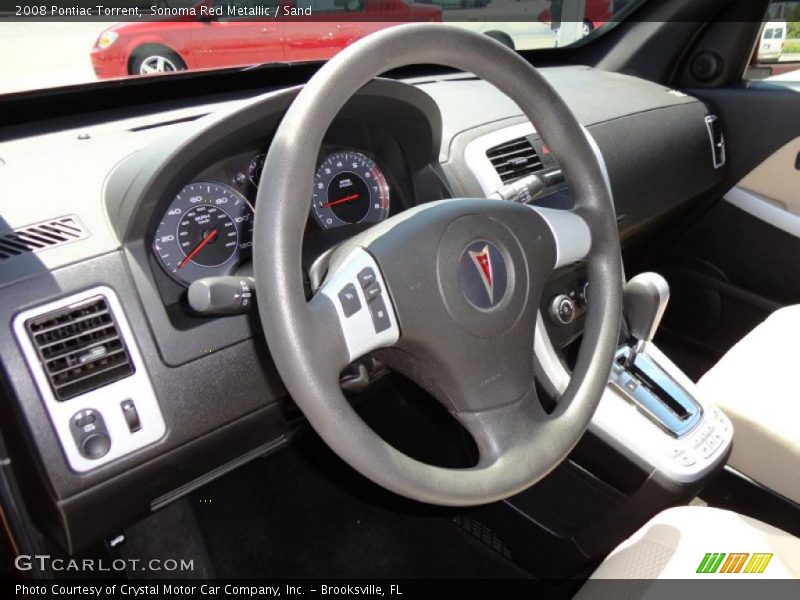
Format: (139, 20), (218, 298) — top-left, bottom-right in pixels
(368, 296), (392, 333)
(318, 248), (399, 362)
(364, 282), (382, 302)
(549, 294), (576, 325)
(357, 267), (377, 288)
(121, 399), (142, 433)
(338, 283), (361, 318)
(70, 409), (111, 460)
(458, 241), (508, 309)
(81, 433), (111, 460)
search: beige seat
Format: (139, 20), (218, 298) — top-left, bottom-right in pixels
(580, 506), (800, 585)
(696, 305), (800, 504)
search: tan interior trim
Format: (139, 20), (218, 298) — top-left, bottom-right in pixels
(739, 137), (800, 214)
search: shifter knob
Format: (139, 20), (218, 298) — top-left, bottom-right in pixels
(623, 272), (670, 347)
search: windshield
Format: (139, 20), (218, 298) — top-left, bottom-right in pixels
(0, 0), (634, 96)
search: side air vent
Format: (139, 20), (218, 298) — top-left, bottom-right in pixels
(25, 296), (134, 401)
(486, 136), (544, 184)
(0, 216), (87, 262)
(705, 115), (725, 169)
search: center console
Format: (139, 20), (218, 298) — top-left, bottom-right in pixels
(538, 271), (733, 485)
(460, 270), (734, 581)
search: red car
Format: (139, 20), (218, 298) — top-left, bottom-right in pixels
(537, 0), (613, 39)
(91, 0), (441, 79)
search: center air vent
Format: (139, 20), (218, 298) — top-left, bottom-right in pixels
(25, 296), (134, 401)
(486, 136), (544, 184)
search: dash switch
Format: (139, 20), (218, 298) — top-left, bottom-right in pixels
(121, 399), (142, 433)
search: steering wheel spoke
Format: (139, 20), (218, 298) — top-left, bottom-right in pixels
(455, 392), (549, 466)
(314, 247), (400, 366)
(527, 206), (592, 269)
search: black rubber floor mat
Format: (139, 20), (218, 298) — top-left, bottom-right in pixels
(190, 430), (528, 579)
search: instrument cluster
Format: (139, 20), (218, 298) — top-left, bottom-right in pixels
(152, 146), (398, 287)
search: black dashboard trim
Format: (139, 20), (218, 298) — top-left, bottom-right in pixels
(0, 65), (729, 554)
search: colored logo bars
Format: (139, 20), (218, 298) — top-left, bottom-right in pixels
(696, 552), (773, 574)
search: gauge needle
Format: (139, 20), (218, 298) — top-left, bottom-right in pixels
(321, 193), (359, 208)
(178, 229), (218, 269)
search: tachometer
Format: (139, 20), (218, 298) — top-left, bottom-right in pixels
(153, 182), (254, 286)
(311, 150), (390, 230)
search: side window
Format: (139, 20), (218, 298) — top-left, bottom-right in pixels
(747, 0), (800, 82)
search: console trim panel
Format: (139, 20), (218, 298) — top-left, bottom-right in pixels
(13, 286), (166, 472)
(534, 315), (733, 483)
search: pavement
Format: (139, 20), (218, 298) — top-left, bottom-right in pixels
(0, 22), (111, 94)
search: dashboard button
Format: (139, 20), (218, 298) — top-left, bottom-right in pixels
(81, 433), (110, 460)
(548, 294), (576, 325)
(74, 412), (97, 429)
(338, 283), (361, 318)
(121, 399), (142, 433)
(578, 281), (590, 308)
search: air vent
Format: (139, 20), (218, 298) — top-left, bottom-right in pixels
(486, 136), (544, 184)
(0, 216), (87, 262)
(705, 115), (725, 169)
(25, 296), (134, 401)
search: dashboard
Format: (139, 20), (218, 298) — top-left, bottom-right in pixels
(0, 67), (725, 554)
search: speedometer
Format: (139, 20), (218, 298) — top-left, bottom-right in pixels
(153, 182), (254, 286)
(311, 150), (390, 230)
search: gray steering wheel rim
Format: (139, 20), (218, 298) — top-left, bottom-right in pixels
(253, 24), (622, 506)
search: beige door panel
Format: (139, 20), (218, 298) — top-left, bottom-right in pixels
(739, 137), (800, 213)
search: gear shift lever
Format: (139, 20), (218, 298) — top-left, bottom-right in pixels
(623, 272), (670, 358)
(613, 272), (701, 436)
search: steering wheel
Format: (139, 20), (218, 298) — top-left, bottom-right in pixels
(253, 24), (622, 506)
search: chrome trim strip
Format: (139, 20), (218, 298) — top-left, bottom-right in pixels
(705, 114), (726, 169)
